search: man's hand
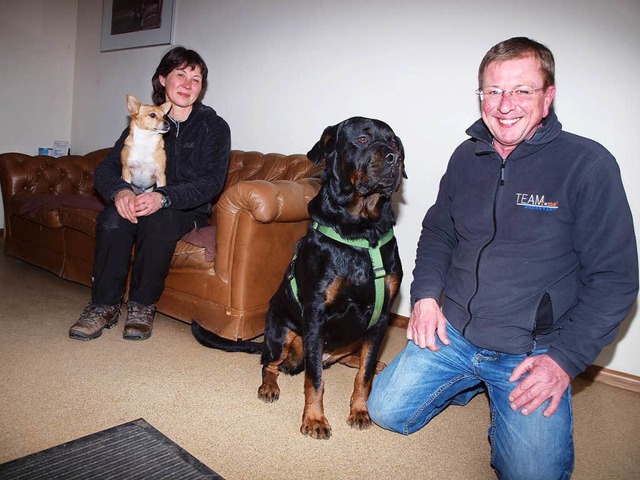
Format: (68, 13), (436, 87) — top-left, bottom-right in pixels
(407, 298), (450, 351)
(509, 354), (570, 417)
(114, 190), (163, 223)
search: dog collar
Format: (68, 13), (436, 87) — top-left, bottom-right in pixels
(288, 222), (395, 329)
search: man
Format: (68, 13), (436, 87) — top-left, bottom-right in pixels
(367, 37), (638, 479)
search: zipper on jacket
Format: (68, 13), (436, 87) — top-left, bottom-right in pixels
(167, 116), (181, 180)
(462, 158), (505, 336)
(168, 116), (181, 137)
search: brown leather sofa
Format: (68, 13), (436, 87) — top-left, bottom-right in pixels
(0, 149), (321, 341)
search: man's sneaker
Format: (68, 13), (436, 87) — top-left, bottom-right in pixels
(123, 302), (156, 341)
(69, 303), (121, 340)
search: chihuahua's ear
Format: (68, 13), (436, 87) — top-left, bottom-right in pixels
(126, 95), (141, 116)
(160, 102), (172, 116)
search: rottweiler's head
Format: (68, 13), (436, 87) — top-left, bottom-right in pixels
(307, 117), (406, 201)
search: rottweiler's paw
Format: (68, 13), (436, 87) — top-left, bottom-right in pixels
(300, 416), (332, 440)
(347, 410), (372, 430)
(374, 360), (386, 374)
(258, 383), (280, 403)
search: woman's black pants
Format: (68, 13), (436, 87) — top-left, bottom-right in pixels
(91, 204), (200, 306)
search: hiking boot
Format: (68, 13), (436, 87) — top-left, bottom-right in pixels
(123, 302), (156, 341)
(69, 303), (121, 340)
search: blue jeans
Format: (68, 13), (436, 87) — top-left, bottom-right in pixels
(367, 323), (574, 480)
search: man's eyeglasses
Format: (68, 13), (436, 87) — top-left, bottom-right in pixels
(475, 87), (544, 102)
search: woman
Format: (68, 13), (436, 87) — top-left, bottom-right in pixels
(69, 46), (231, 341)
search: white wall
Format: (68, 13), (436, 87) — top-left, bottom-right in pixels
(0, 0), (78, 227)
(7, 0), (640, 376)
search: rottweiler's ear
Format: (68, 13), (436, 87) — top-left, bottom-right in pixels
(395, 134), (408, 179)
(307, 124), (337, 165)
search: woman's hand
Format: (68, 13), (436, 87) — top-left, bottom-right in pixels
(114, 189), (138, 223)
(134, 192), (164, 218)
(114, 190), (164, 223)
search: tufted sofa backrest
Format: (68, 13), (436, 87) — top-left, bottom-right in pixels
(0, 149), (109, 200)
(0, 148), (320, 207)
(225, 151), (320, 189)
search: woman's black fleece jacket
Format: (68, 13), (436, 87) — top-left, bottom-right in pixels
(94, 101), (231, 222)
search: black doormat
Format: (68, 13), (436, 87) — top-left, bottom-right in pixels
(0, 418), (222, 479)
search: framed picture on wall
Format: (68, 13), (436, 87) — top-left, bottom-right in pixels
(101, 0), (175, 52)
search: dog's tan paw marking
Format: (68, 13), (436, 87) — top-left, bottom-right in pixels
(347, 409), (372, 430)
(258, 383), (280, 403)
(300, 416), (332, 440)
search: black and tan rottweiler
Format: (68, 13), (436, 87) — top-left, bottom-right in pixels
(258, 117), (406, 439)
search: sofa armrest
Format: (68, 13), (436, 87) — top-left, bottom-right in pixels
(1, 153), (50, 203)
(213, 177), (320, 284)
(218, 178), (320, 222)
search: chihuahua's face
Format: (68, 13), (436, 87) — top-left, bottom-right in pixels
(126, 94), (171, 134)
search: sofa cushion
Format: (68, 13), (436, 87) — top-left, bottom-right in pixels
(13, 193), (104, 230)
(11, 192), (63, 228)
(60, 207), (99, 237)
(181, 226), (216, 261)
(19, 193), (104, 215)
(171, 226), (216, 270)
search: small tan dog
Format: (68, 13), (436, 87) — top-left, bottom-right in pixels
(121, 94), (172, 193)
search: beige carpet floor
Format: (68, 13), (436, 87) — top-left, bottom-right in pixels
(1, 250), (639, 479)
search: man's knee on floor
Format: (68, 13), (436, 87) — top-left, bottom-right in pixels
(491, 414), (574, 480)
(492, 454), (573, 480)
(366, 390), (407, 434)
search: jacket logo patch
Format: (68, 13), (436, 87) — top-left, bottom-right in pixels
(516, 193), (558, 212)
(183, 141), (195, 149)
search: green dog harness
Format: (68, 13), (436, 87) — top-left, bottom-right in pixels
(288, 221), (395, 329)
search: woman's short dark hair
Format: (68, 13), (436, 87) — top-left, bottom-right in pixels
(151, 46), (209, 105)
(478, 37), (555, 89)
